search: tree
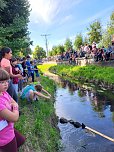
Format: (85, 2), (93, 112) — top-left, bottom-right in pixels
(64, 38), (73, 51)
(83, 36), (89, 45)
(56, 45), (65, 55)
(51, 46), (58, 56)
(107, 11), (114, 36)
(99, 11), (114, 48)
(98, 30), (111, 48)
(0, 0), (32, 55)
(87, 20), (102, 44)
(48, 51), (53, 56)
(33, 45), (46, 59)
(74, 34), (83, 50)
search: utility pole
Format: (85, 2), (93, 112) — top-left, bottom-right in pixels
(41, 34), (51, 57)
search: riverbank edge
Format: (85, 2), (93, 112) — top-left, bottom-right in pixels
(49, 64), (114, 90)
(15, 75), (60, 152)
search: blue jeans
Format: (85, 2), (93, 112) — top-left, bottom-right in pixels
(12, 84), (18, 94)
(7, 80), (18, 103)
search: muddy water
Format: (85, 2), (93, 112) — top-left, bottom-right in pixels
(52, 78), (114, 152)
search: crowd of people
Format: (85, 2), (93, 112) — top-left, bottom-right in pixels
(57, 42), (114, 64)
(0, 47), (51, 151)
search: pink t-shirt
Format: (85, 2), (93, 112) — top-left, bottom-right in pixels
(0, 92), (15, 146)
(1, 58), (12, 74)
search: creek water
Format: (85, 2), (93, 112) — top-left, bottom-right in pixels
(50, 75), (114, 152)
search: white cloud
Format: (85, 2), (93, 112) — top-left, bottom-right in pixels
(28, 0), (83, 24)
(29, 0), (59, 24)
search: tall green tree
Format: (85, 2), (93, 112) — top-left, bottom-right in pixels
(87, 20), (102, 44)
(0, 0), (32, 55)
(48, 51), (53, 56)
(56, 45), (65, 55)
(33, 45), (46, 59)
(99, 11), (114, 47)
(98, 30), (111, 48)
(107, 11), (114, 37)
(51, 46), (58, 56)
(83, 36), (89, 45)
(64, 38), (73, 51)
(74, 34), (83, 50)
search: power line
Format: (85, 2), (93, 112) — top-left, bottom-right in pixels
(41, 34), (51, 57)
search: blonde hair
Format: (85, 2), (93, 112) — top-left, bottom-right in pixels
(0, 68), (10, 81)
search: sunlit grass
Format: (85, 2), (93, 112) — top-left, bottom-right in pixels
(38, 63), (57, 73)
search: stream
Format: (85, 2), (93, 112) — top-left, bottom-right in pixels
(44, 73), (114, 152)
(46, 73), (114, 152)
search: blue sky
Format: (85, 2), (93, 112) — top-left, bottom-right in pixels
(28, 0), (114, 51)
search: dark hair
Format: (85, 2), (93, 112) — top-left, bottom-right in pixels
(11, 57), (17, 63)
(35, 84), (42, 92)
(1, 47), (11, 58)
(23, 57), (26, 60)
(30, 61), (33, 64)
(0, 68), (10, 81)
(16, 57), (21, 61)
(26, 55), (30, 59)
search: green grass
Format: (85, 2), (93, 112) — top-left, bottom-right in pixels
(15, 75), (60, 152)
(38, 63), (57, 73)
(49, 64), (114, 85)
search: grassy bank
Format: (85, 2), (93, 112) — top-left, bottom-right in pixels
(38, 63), (57, 73)
(15, 75), (60, 152)
(49, 64), (114, 86)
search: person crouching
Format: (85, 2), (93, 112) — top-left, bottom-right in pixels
(21, 84), (51, 102)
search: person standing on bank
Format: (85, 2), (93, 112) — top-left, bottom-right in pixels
(0, 47), (22, 102)
(0, 68), (25, 152)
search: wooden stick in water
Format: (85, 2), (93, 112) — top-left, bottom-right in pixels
(85, 126), (114, 142)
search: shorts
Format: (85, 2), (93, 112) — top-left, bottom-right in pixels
(25, 90), (37, 102)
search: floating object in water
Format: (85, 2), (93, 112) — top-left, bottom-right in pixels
(81, 145), (87, 149)
(69, 119), (74, 124)
(59, 117), (68, 124)
(73, 122), (82, 128)
(59, 117), (114, 142)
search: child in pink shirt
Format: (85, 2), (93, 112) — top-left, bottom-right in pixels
(0, 68), (25, 152)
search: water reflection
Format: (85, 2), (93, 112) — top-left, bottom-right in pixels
(57, 79), (114, 118)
